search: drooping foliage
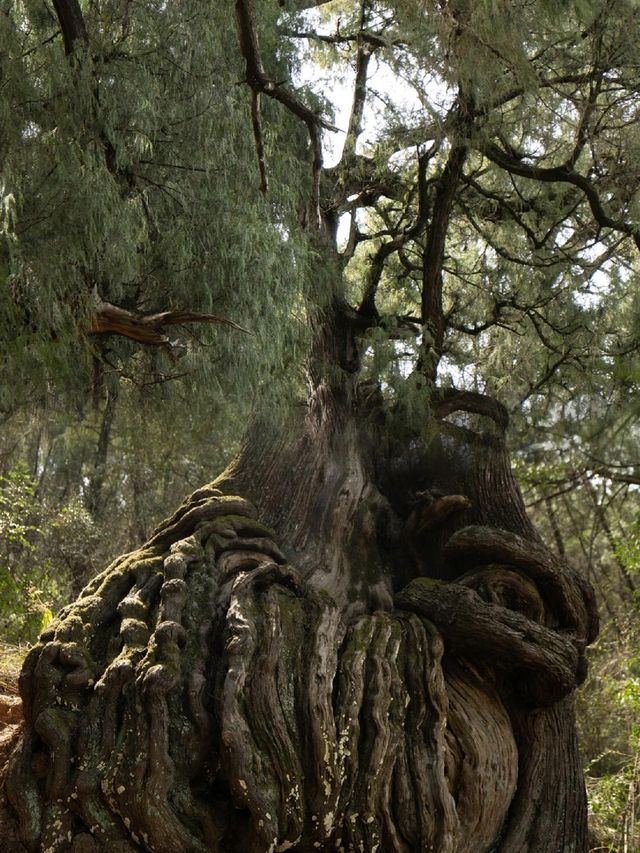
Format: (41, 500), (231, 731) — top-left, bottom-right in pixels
(0, 0), (319, 411)
(3, 0), (640, 463)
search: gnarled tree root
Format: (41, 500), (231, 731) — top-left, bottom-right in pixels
(0, 493), (594, 852)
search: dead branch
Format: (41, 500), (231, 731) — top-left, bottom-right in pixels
(87, 301), (250, 347)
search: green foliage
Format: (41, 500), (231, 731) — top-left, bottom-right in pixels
(519, 454), (640, 849)
(0, 0), (315, 413)
(0, 466), (87, 643)
(578, 633), (640, 852)
(614, 523), (640, 584)
(1, 7), (640, 845)
(0, 368), (245, 645)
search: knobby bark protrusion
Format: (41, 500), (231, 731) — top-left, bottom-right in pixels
(1, 487), (520, 852)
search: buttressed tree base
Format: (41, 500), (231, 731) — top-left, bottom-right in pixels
(0, 389), (597, 851)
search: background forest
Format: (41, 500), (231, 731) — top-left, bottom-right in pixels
(1, 0), (640, 850)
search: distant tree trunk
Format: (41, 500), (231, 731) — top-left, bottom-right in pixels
(86, 388), (118, 521)
(0, 307), (598, 852)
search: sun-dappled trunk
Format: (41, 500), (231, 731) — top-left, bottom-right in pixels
(0, 331), (598, 851)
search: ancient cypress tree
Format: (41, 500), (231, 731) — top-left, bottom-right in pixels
(4, 0), (640, 849)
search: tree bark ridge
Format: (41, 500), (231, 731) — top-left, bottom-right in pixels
(0, 405), (596, 852)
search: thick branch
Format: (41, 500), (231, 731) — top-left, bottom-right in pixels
(358, 150), (430, 316)
(591, 466), (640, 486)
(415, 89), (475, 378)
(396, 577), (582, 707)
(479, 139), (640, 251)
(432, 388), (509, 432)
(333, 155), (403, 215)
(444, 525), (598, 643)
(341, 24), (373, 165)
(278, 0), (333, 9)
(421, 142), (467, 371)
(487, 70), (608, 113)
(51, 0), (87, 55)
(87, 301), (249, 346)
(359, 238), (403, 318)
(235, 0), (338, 221)
(282, 28), (402, 49)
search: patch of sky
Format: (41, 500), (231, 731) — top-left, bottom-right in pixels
(288, 4), (452, 167)
(570, 241), (630, 310)
(22, 121), (41, 139)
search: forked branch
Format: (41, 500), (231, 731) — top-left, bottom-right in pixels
(479, 139), (640, 252)
(235, 0), (338, 222)
(88, 300), (250, 346)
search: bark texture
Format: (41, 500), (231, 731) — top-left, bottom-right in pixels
(0, 393), (597, 852)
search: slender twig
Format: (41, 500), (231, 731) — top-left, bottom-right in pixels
(250, 90), (268, 194)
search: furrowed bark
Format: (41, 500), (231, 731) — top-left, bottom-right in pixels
(0, 390), (597, 852)
(444, 525), (598, 642)
(0, 252), (597, 853)
(396, 576), (583, 707)
(0, 1), (606, 848)
(0, 487), (514, 851)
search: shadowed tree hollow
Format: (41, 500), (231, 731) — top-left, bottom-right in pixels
(7, 0), (640, 849)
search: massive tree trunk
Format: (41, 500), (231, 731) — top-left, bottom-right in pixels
(0, 322), (597, 851)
